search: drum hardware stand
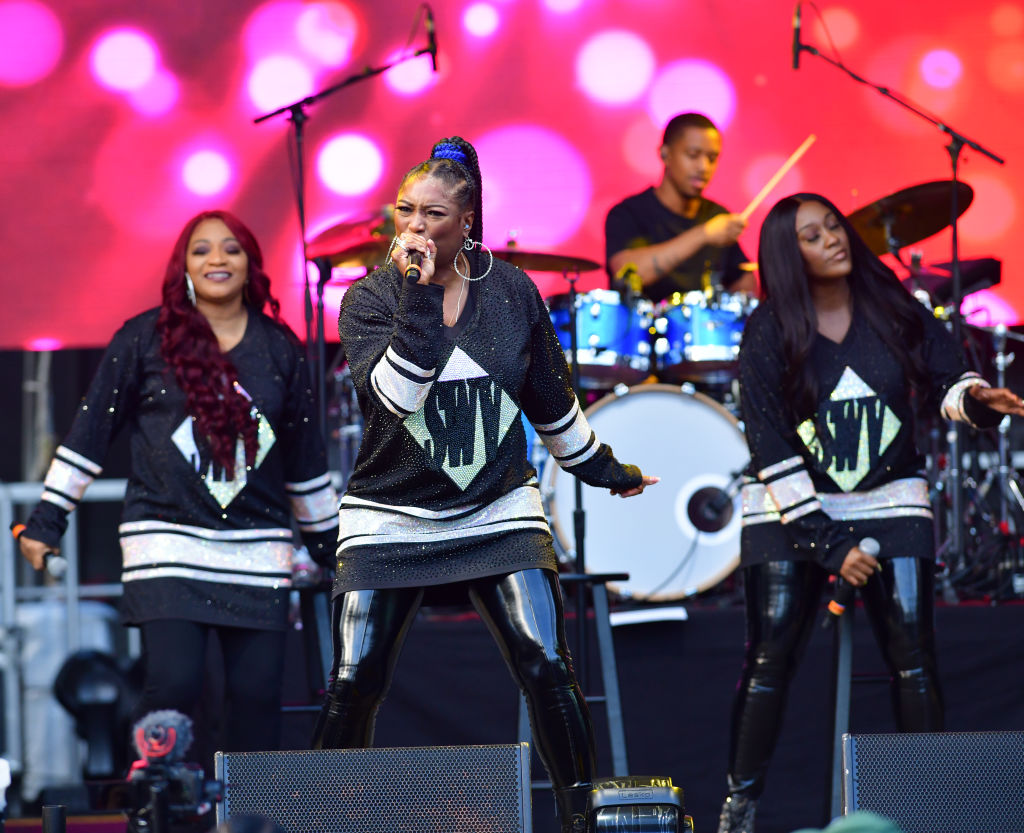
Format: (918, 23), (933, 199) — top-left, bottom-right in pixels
(523, 263), (632, 779)
(253, 13), (436, 445)
(988, 325), (1024, 596)
(797, 23), (1006, 583)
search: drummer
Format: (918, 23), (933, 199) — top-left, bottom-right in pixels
(605, 112), (755, 303)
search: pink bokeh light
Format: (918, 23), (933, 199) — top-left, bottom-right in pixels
(810, 7), (861, 51)
(25, 336), (63, 351)
(128, 68), (179, 116)
(543, 0), (584, 13)
(384, 49), (436, 95)
(247, 55), (314, 112)
(90, 28), (158, 92)
(648, 59), (737, 130)
(920, 49), (962, 89)
(463, 3), (500, 38)
(621, 118), (662, 178)
(0, 0), (63, 86)
(987, 40), (1024, 93)
(576, 30), (655, 105)
(182, 150), (234, 196)
(317, 134), (384, 196)
(476, 125), (591, 249)
(296, 2), (357, 67)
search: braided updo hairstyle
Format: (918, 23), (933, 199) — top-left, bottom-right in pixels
(400, 135), (487, 276)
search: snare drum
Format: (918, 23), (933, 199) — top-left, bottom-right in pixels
(543, 384), (748, 600)
(547, 289), (653, 388)
(655, 291), (756, 384)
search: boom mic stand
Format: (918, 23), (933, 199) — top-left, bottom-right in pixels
(254, 17), (436, 445)
(795, 36), (1006, 574)
(564, 267), (590, 683)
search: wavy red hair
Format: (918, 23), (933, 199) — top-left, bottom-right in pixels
(157, 210), (282, 479)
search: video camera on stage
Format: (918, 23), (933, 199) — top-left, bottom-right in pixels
(123, 710), (222, 833)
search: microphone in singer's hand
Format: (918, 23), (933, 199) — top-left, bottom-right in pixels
(405, 251), (424, 284)
(10, 522), (68, 578)
(823, 537), (879, 626)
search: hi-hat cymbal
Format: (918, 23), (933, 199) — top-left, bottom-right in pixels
(492, 248), (601, 273)
(306, 209), (395, 268)
(847, 180), (974, 256)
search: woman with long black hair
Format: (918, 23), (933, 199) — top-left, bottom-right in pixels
(716, 193), (1024, 833)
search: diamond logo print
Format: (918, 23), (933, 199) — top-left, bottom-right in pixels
(405, 347), (519, 491)
(797, 367), (901, 492)
(172, 407), (276, 508)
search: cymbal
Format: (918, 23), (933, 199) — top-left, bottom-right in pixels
(306, 209), (395, 268)
(847, 180), (973, 256)
(491, 248), (601, 273)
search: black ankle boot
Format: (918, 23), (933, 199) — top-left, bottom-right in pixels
(716, 793), (757, 833)
(554, 784), (593, 833)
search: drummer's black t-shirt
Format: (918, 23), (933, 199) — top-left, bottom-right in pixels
(605, 187), (749, 303)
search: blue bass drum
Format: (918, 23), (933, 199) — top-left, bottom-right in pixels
(547, 289), (653, 389)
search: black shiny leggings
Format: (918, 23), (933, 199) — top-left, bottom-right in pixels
(311, 568), (595, 790)
(726, 557), (944, 798)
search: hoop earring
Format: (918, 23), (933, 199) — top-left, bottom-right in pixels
(185, 272), (197, 307)
(453, 238), (493, 281)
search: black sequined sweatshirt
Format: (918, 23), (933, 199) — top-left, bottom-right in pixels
(738, 300), (1000, 572)
(24, 308), (339, 630)
(333, 260), (642, 594)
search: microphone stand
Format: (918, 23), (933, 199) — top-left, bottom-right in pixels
(564, 266), (590, 686)
(254, 43), (435, 444)
(796, 39), (1006, 574)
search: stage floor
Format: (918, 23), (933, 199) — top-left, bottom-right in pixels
(269, 600), (1024, 833)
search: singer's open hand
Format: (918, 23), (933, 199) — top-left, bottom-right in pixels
(969, 385), (1024, 417)
(611, 475), (660, 498)
(839, 545), (879, 587)
(18, 534), (57, 571)
(391, 233), (437, 284)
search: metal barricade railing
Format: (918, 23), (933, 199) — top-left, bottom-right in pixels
(0, 478), (127, 776)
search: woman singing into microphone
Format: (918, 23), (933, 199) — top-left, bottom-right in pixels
(312, 136), (657, 833)
(715, 193), (1024, 833)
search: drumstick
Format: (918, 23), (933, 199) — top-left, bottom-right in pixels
(739, 134), (817, 221)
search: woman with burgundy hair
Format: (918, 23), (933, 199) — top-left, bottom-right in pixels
(17, 210), (338, 761)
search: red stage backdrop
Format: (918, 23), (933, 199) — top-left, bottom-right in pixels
(2, 0), (1021, 349)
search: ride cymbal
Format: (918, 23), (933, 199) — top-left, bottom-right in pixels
(491, 248), (601, 273)
(847, 180), (973, 256)
(306, 209), (395, 268)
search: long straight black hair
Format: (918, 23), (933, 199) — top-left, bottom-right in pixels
(757, 192), (930, 422)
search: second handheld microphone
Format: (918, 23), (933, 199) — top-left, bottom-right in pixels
(824, 537), (880, 625)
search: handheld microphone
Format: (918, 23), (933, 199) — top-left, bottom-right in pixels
(823, 537), (879, 626)
(405, 251), (424, 284)
(425, 4), (438, 72)
(791, 2), (802, 70)
(10, 522), (68, 579)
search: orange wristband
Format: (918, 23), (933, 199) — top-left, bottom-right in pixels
(10, 523), (26, 540)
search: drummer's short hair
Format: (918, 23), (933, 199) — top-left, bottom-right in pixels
(662, 113), (718, 146)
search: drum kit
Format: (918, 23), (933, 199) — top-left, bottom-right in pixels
(315, 180), (1019, 603)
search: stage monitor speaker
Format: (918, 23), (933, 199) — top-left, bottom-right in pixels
(214, 743), (531, 833)
(841, 731), (1024, 833)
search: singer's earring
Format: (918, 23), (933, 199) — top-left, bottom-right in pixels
(185, 272), (197, 307)
(453, 238), (493, 281)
